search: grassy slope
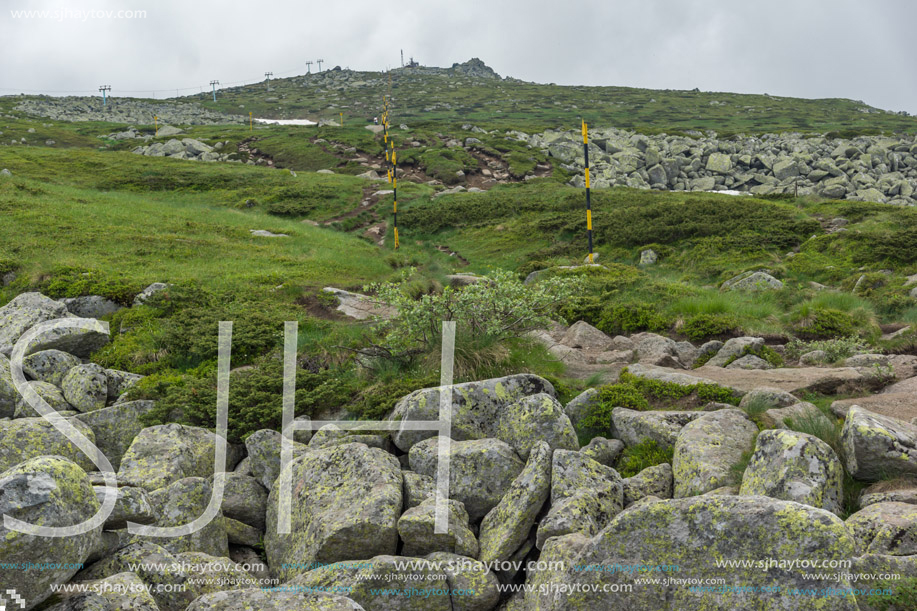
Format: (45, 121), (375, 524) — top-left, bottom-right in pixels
(188, 69), (917, 136)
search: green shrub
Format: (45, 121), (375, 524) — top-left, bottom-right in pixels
(785, 337), (871, 362)
(722, 345), (784, 369)
(579, 383), (649, 432)
(616, 439), (674, 478)
(350, 373), (440, 420)
(864, 578), (916, 611)
(39, 266), (141, 306)
(619, 370), (740, 406)
(680, 313), (741, 341)
(791, 306), (856, 339)
(597, 303), (672, 335)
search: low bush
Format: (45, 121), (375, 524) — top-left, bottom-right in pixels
(39, 266), (141, 306)
(790, 305), (856, 339)
(785, 337), (872, 362)
(579, 383), (649, 433)
(680, 313), (741, 341)
(597, 303), (672, 335)
(616, 439), (674, 478)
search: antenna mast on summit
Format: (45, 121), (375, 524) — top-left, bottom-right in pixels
(305, 61), (313, 74)
(401, 49), (404, 67)
(317, 59), (324, 72)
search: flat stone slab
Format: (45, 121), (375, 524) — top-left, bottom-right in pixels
(691, 365), (869, 395)
(831, 393), (917, 423)
(322, 287), (396, 321)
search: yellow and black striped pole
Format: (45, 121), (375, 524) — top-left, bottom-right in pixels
(392, 145), (399, 249)
(582, 120), (594, 264)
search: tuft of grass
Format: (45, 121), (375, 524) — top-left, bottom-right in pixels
(616, 439), (673, 478)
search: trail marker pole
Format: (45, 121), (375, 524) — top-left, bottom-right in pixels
(392, 146), (399, 250)
(210, 80), (220, 102)
(339, 112), (343, 127)
(154, 116), (158, 136)
(99, 85), (111, 107)
(249, 112), (253, 132)
(582, 120), (594, 264)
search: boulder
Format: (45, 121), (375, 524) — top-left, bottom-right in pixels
(104, 368), (143, 400)
(409, 437), (524, 521)
(265, 443), (402, 581)
(706, 336), (765, 367)
(726, 354), (773, 370)
(397, 498), (478, 557)
(560, 321), (613, 350)
(639, 249), (658, 265)
(244, 428), (310, 491)
(612, 408), (705, 450)
(71, 400), (157, 471)
(61, 363), (110, 412)
(579, 436), (624, 467)
(133, 283), (170, 306)
(402, 470), (435, 509)
(21, 349), (81, 386)
(117, 423), (219, 491)
(536, 450), (623, 548)
(13, 380), (73, 417)
(425, 552), (501, 611)
(739, 429), (844, 515)
(0, 456), (103, 611)
(219, 472), (268, 530)
(761, 401), (834, 430)
(846, 501), (917, 555)
(60, 296), (123, 319)
(0, 292), (69, 353)
(721, 271), (783, 291)
(286, 555), (451, 611)
(0, 417), (96, 472)
(494, 393), (578, 460)
(563, 387), (599, 431)
(831, 392), (917, 423)
(185, 589), (360, 611)
(673, 409), (757, 497)
(135, 477), (228, 557)
(95, 485), (158, 530)
(224, 517), (261, 547)
(841, 406), (917, 481)
(738, 386), (798, 409)
(623, 463), (673, 505)
(544, 496), (858, 610)
(631, 332), (684, 368)
(72, 572), (159, 611)
(478, 441), (551, 563)
(705, 152), (733, 174)
(387, 373), (559, 453)
(0, 353), (16, 417)
(523, 533), (591, 610)
(858, 479), (917, 508)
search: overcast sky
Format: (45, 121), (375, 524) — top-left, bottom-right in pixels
(2, 0), (915, 114)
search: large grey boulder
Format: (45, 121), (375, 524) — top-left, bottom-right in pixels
(0, 456), (103, 611)
(265, 443), (402, 581)
(67, 572), (159, 611)
(117, 423), (219, 491)
(71, 400), (156, 471)
(61, 363), (110, 412)
(580, 436), (625, 467)
(612, 408), (705, 450)
(494, 393), (578, 460)
(478, 440), (551, 563)
(133, 282), (170, 306)
(760, 400), (833, 430)
(21, 349), (81, 386)
(623, 463), (673, 505)
(706, 336), (765, 367)
(560, 320), (613, 350)
(409, 436), (524, 521)
(673, 409), (757, 497)
(0, 417), (96, 472)
(536, 449), (623, 548)
(387, 373), (556, 452)
(287, 555), (451, 611)
(543, 496), (858, 611)
(0, 292), (69, 353)
(846, 501), (917, 555)
(218, 472), (268, 530)
(721, 271), (784, 292)
(426, 551), (501, 611)
(0, 353), (16, 416)
(186, 589), (361, 610)
(397, 498), (478, 557)
(739, 429), (844, 515)
(564, 387), (600, 430)
(136, 477), (228, 557)
(631, 332), (684, 368)
(94, 485), (158, 530)
(60, 296), (123, 319)
(402, 470), (435, 509)
(244, 428), (310, 491)
(841, 406), (917, 481)
(13, 380), (73, 417)
(104, 368), (143, 400)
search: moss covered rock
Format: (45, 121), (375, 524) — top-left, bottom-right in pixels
(563, 388), (600, 431)
(425, 552), (501, 611)
(21, 349), (81, 386)
(60, 363), (109, 412)
(13, 380), (73, 417)
(479, 441), (551, 563)
(739, 429), (844, 515)
(186, 589), (360, 610)
(536, 450), (623, 548)
(495, 393), (578, 460)
(612, 408), (705, 450)
(846, 501), (917, 555)
(0, 417), (96, 472)
(402, 470), (435, 509)
(244, 428), (310, 492)
(218, 472), (268, 530)
(409, 437), (524, 522)
(0, 353), (16, 417)
(93, 484), (158, 530)
(72, 400), (157, 471)
(398, 498), (478, 558)
(0, 292), (69, 353)
(265, 443), (402, 582)
(622, 462), (673, 506)
(673, 409), (757, 497)
(133, 476), (228, 557)
(546, 496), (858, 610)
(524, 533), (590, 611)
(841, 405), (917, 481)
(117, 423), (220, 491)
(74, 571), (159, 611)
(387, 373), (556, 452)
(286, 555), (451, 611)
(0, 456), (103, 611)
